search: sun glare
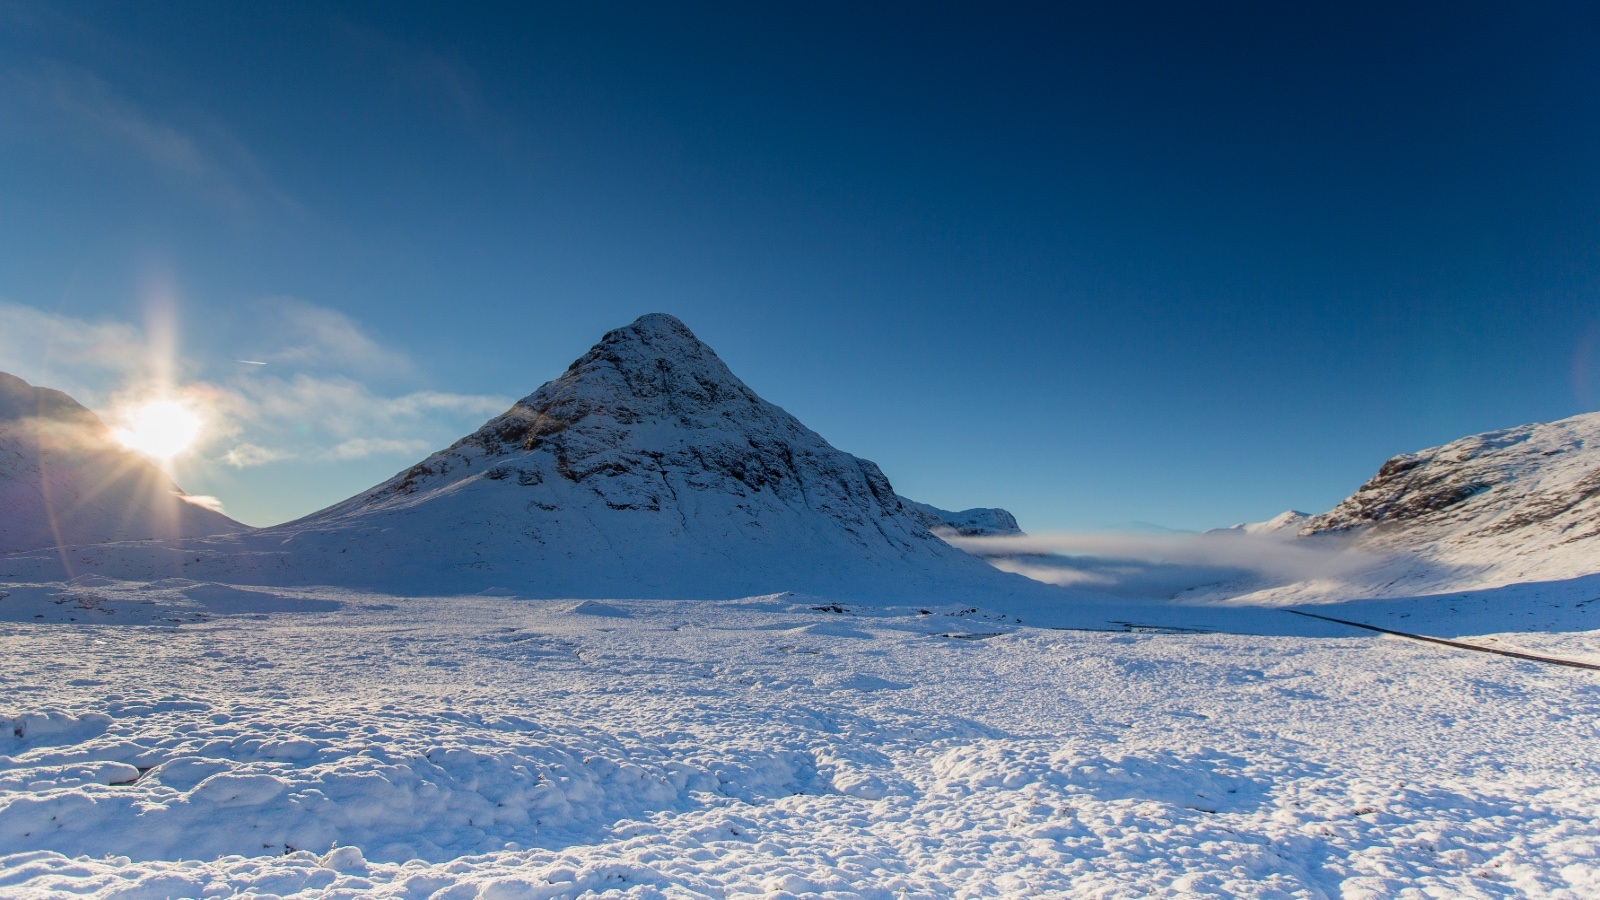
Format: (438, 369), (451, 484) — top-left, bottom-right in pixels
(113, 399), (204, 461)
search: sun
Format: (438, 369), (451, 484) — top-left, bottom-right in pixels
(113, 398), (204, 461)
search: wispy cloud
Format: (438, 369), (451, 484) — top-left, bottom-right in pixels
(177, 493), (228, 514)
(219, 371), (509, 465)
(335, 22), (490, 128)
(247, 297), (415, 377)
(221, 442), (285, 468)
(1, 60), (287, 211)
(0, 300), (149, 403)
(0, 297), (511, 470)
(328, 437), (432, 461)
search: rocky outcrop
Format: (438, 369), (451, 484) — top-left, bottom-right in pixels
(1301, 412), (1600, 547)
(1267, 411), (1600, 594)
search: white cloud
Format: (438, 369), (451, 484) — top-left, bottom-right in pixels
(250, 297), (415, 377)
(385, 390), (511, 418)
(328, 437), (432, 460)
(217, 371), (508, 464)
(0, 300), (148, 402)
(176, 493), (228, 514)
(0, 298), (511, 473)
(986, 557), (1117, 588)
(218, 370), (505, 449)
(222, 442), (285, 468)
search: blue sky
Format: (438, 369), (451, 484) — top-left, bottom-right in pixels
(2, 2), (1599, 530)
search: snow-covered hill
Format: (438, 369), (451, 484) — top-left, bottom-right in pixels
(1308, 411), (1600, 584)
(211, 314), (1057, 601)
(1216, 510), (1309, 536)
(1217, 412), (1600, 604)
(0, 372), (244, 553)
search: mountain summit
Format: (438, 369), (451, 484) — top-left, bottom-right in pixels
(278, 314), (1044, 599)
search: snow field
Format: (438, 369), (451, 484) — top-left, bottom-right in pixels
(1, 590), (1598, 897)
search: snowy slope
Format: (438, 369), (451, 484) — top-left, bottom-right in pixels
(1303, 412), (1600, 589)
(1301, 412), (1600, 564)
(0, 372), (244, 553)
(150, 314), (1059, 601)
(1212, 412), (1600, 604)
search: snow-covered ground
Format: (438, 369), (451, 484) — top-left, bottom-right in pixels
(3, 585), (1598, 898)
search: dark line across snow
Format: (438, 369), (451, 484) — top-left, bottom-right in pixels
(1284, 609), (1600, 672)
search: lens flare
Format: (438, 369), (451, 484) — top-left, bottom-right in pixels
(113, 398), (204, 461)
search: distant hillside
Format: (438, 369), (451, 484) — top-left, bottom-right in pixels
(900, 499), (1023, 537)
(0, 372), (244, 553)
(1213, 412), (1600, 604)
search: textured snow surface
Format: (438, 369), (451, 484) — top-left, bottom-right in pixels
(5, 319), (1600, 896)
(0, 372), (244, 554)
(2, 589), (1598, 898)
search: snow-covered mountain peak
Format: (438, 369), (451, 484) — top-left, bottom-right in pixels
(281, 315), (1049, 600)
(1214, 510), (1310, 536)
(328, 312), (886, 520)
(533, 312), (766, 430)
(589, 311), (713, 360)
(901, 499), (1024, 537)
(551, 312), (757, 414)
